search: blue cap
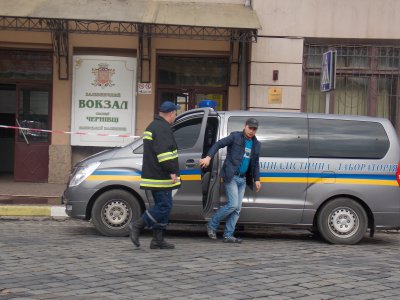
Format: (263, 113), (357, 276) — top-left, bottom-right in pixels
(159, 101), (181, 112)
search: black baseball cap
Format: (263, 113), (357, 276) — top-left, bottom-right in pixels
(159, 101), (181, 113)
(245, 118), (259, 129)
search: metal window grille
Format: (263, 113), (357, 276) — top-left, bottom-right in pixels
(303, 44), (400, 133)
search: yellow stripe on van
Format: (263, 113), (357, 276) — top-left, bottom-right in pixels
(308, 177), (337, 184)
(261, 177), (308, 184)
(261, 177), (397, 186)
(334, 179), (397, 186)
(180, 174), (201, 181)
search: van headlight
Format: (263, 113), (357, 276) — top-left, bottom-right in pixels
(69, 162), (101, 187)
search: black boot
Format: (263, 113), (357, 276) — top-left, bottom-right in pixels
(128, 217), (145, 247)
(150, 229), (175, 249)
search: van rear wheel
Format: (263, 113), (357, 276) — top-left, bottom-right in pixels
(317, 198), (368, 245)
(92, 190), (141, 237)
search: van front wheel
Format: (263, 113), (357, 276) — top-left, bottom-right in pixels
(92, 190), (141, 237)
(317, 198), (368, 245)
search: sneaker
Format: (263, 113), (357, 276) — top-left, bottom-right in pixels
(223, 236), (242, 243)
(207, 226), (217, 240)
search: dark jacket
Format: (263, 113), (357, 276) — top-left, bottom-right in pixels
(140, 115), (181, 190)
(207, 131), (260, 187)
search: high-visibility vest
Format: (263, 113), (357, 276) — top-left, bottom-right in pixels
(140, 115), (181, 190)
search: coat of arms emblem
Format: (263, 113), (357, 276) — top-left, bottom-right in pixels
(92, 63), (115, 88)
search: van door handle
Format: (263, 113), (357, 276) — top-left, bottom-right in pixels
(185, 159), (198, 168)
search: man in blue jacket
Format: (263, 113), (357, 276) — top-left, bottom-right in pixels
(199, 118), (261, 243)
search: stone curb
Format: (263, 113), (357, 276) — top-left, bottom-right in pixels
(0, 205), (68, 217)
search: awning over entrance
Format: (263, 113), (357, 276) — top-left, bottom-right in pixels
(0, 0), (260, 81)
(0, 0), (261, 30)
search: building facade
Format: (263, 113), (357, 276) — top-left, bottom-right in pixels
(251, 0), (400, 135)
(1, 0), (399, 184)
(0, 0), (258, 183)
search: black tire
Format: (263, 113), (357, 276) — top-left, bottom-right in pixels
(91, 189), (142, 237)
(317, 198), (368, 245)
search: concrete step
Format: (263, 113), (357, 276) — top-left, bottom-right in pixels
(0, 174), (67, 217)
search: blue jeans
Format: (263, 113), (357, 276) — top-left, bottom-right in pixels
(142, 190), (173, 230)
(208, 175), (246, 238)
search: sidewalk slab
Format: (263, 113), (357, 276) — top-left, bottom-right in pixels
(0, 180), (65, 198)
(0, 174), (67, 217)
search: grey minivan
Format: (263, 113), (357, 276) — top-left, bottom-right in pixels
(62, 108), (400, 244)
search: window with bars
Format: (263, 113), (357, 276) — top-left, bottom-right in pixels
(303, 44), (400, 133)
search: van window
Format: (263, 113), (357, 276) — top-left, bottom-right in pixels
(173, 117), (202, 149)
(134, 117), (202, 153)
(309, 119), (390, 158)
(228, 116), (308, 158)
(203, 117), (219, 157)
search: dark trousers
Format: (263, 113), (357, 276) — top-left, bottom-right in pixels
(142, 190), (173, 230)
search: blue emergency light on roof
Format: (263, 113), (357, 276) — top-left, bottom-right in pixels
(198, 99), (217, 109)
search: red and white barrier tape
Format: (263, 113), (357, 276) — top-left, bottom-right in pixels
(0, 124), (139, 138)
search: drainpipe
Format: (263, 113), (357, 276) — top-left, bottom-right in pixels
(240, 41), (248, 110)
(241, 0), (251, 110)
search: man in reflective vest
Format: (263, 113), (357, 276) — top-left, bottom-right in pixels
(129, 101), (181, 249)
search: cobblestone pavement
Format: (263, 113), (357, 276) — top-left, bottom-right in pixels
(1, 219), (400, 300)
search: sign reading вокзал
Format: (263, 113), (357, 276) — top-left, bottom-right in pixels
(71, 55), (137, 146)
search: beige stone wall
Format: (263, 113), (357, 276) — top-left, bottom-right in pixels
(250, 0), (400, 112)
(157, 0), (244, 3)
(0, 30), (52, 47)
(228, 86), (241, 110)
(249, 37), (304, 111)
(254, 0), (400, 39)
(48, 144), (71, 183)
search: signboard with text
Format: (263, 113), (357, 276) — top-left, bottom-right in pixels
(71, 55), (137, 146)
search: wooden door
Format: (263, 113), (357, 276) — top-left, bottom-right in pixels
(14, 86), (51, 182)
